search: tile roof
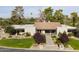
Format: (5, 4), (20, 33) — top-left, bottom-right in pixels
(34, 22), (61, 30)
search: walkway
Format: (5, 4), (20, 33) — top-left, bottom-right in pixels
(70, 36), (79, 40)
(44, 33), (59, 49)
(45, 33), (54, 45)
(31, 33), (73, 51)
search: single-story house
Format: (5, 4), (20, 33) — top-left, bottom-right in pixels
(12, 22), (76, 36)
(34, 22), (61, 35)
(12, 24), (36, 35)
(57, 25), (76, 36)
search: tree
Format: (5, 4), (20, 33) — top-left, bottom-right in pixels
(38, 10), (46, 22)
(29, 17), (36, 23)
(70, 12), (78, 26)
(64, 15), (71, 25)
(75, 18), (79, 37)
(0, 17), (4, 20)
(10, 6), (25, 24)
(53, 9), (64, 24)
(42, 7), (53, 21)
(13, 6), (24, 19)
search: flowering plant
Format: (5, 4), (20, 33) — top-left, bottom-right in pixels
(33, 32), (46, 44)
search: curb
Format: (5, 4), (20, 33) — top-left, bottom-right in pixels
(0, 46), (78, 52)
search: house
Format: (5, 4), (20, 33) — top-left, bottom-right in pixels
(12, 24), (36, 35)
(57, 25), (76, 36)
(12, 22), (76, 36)
(34, 22), (61, 34)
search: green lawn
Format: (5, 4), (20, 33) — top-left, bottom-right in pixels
(52, 37), (79, 50)
(0, 38), (35, 48)
(69, 38), (79, 50)
(1, 37), (79, 49)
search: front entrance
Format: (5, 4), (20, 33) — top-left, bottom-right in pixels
(45, 30), (56, 33)
(37, 30), (56, 33)
(45, 30), (56, 36)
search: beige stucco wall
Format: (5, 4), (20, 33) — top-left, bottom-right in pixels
(41, 30), (45, 34)
(24, 25), (36, 36)
(57, 25), (70, 36)
(12, 24), (36, 36)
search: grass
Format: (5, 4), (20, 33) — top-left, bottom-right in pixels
(0, 38), (35, 48)
(52, 36), (79, 50)
(68, 38), (79, 50)
(1, 36), (79, 49)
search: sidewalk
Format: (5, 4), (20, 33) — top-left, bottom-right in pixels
(70, 36), (79, 40)
(0, 46), (74, 52)
(31, 43), (73, 51)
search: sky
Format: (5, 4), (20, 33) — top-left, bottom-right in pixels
(0, 6), (79, 18)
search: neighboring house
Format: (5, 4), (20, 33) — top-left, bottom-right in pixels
(12, 22), (76, 36)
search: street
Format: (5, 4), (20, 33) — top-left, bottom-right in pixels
(0, 47), (74, 52)
(0, 47), (28, 52)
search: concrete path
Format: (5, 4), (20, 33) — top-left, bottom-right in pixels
(44, 33), (59, 49)
(70, 36), (79, 40)
(45, 33), (54, 45)
(31, 33), (59, 50)
(31, 33), (73, 51)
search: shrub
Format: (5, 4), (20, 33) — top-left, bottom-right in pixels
(5, 26), (16, 35)
(8, 35), (12, 38)
(76, 33), (79, 38)
(58, 32), (69, 47)
(33, 32), (46, 44)
(59, 32), (69, 43)
(52, 35), (56, 38)
(68, 32), (74, 37)
(26, 32), (31, 36)
(74, 30), (79, 38)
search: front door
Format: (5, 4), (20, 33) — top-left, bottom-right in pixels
(45, 30), (51, 33)
(45, 30), (56, 36)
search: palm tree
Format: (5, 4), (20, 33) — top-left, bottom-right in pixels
(10, 6), (25, 24)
